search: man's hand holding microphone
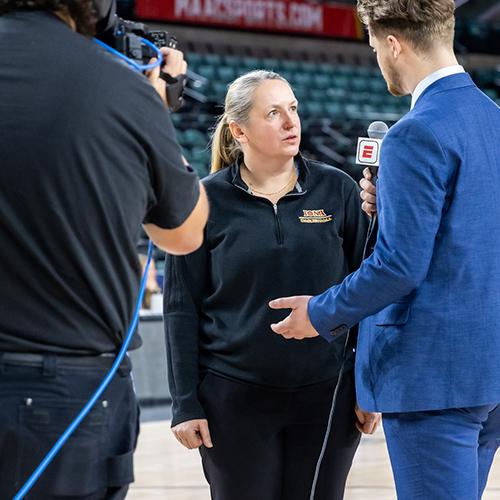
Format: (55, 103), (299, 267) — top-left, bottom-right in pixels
(360, 167), (377, 216)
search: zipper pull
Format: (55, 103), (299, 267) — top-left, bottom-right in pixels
(273, 203), (278, 215)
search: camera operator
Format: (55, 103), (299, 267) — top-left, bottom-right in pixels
(0, 1), (208, 498)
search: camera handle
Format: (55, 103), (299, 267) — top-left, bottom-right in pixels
(161, 73), (187, 112)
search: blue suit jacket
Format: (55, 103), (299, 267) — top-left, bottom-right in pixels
(309, 73), (500, 412)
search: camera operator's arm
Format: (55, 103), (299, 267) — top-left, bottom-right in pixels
(146, 47), (186, 107)
(144, 184), (208, 255)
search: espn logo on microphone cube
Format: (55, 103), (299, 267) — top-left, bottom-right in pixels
(356, 138), (382, 166)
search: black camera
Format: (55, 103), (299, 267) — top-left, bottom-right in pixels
(110, 18), (178, 66)
(97, 15), (186, 111)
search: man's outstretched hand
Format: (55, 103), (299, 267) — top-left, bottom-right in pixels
(269, 295), (320, 340)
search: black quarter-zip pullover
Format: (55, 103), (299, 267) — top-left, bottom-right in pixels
(164, 155), (369, 425)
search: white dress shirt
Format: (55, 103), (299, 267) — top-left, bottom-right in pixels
(411, 65), (465, 109)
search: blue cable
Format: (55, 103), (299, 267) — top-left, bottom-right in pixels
(14, 240), (154, 499)
(94, 37), (164, 72)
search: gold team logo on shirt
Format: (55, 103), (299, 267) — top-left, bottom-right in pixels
(299, 209), (333, 224)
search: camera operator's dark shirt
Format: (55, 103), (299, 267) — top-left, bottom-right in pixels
(0, 11), (199, 354)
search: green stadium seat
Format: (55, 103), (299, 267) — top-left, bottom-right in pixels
(303, 101), (324, 116)
(325, 102), (345, 117)
(367, 93), (387, 106)
(261, 58), (280, 71)
(190, 147), (211, 163)
(331, 75), (350, 88)
(241, 57), (260, 70)
(197, 64), (216, 80)
(326, 87), (348, 99)
(170, 113), (183, 126)
(484, 89), (498, 100)
(335, 65), (355, 76)
(348, 92), (370, 104)
(368, 78), (387, 93)
(313, 74), (331, 89)
(378, 103), (400, 116)
(351, 77), (369, 92)
(281, 59), (300, 71)
(300, 61), (318, 73)
(309, 89), (327, 101)
(279, 70), (293, 82)
(293, 72), (313, 87)
(318, 63), (335, 74)
(292, 87), (307, 101)
(204, 53), (222, 65)
(186, 52), (203, 66)
(190, 162), (210, 178)
(218, 66), (236, 82)
(353, 66), (373, 77)
(345, 103), (363, 118)
(211, 81), (229, 100)
(223, 55), (242, 68)
(182, 129), (208, 148)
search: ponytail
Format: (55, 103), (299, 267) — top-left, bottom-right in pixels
(210, 116), (241, 173)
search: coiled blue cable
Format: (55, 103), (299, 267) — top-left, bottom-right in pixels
(14, 240), (154, 499)
(94, 37), (164, 72)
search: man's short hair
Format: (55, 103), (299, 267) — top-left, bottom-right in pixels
(0, 0), (96, 36)
(357, 0), (455, 52)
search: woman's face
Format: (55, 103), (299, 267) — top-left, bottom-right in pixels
(238, 79), (301, 160)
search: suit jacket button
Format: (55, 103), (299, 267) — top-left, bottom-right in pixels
(330, 324), (348, 336)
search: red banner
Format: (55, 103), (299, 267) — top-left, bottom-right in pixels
(135, 0), (363, 40)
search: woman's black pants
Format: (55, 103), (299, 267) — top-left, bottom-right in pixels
(198, 370), (361, 500)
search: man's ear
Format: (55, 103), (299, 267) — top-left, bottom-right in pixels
(386, 34), (403, 59)
(228, 121), (248, 145)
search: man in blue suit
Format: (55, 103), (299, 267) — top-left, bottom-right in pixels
(269, 0), (500, 498)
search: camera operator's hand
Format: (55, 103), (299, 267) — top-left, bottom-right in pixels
(146, 47), (187, 107)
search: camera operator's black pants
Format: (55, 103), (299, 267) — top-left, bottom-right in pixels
(198, 370), (361, 500)
(0, 352), (139, 499)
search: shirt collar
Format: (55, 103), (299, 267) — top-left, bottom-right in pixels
(411, 65), (465, 109)
(230, 153), (308, 193)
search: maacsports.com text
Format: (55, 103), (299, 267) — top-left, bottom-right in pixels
(174, 0), (323, 30)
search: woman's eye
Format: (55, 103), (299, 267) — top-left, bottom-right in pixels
(268, 110), (278, 117)
(290, 106), (298, 112)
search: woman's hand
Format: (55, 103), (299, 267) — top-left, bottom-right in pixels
(172, 419), (213, 449)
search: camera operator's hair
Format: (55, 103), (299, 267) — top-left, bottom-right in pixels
(211, 70), (289, 173)
(357, 0), (455, 52)
(0, 0), (96, 36)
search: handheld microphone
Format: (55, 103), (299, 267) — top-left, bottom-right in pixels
(356, 121), (389, 184)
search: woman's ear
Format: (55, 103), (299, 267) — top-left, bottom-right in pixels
(229, 121), (248, 145)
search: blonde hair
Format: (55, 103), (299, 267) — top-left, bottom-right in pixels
(210, 70), (288, 173)
(357, 0), (455, 52)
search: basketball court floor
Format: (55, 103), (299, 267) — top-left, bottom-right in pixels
(129, 417), (500, 499)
